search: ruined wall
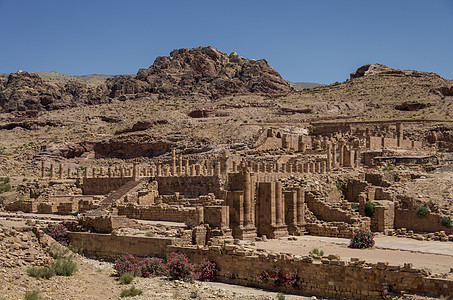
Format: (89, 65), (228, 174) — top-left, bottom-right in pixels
(68, 232), (175, 258)
(156, 176), (222, 198)
(305, 192), (363, 224)
(166, 245), (453, 299)
(394, 209), (453, 235)
(82, 177), (133, 195)
(117, 204), (197, 223)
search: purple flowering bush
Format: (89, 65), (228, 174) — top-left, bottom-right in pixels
(197, 258), (217, 281)
(140, 257), (167, 277)
(48, 224), (69, 245)
(166, 252), (195, 281)
(257, 266), (299, 289)
(113, 254), (142, 276)
(349, 228), (375, 249)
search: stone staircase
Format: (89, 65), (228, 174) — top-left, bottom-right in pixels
(87, 179), (148, 215)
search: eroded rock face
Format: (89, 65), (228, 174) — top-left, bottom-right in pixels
(395, 101), (431, 111)
(93, 134), (175, 158)
(0, 71), (106, 112)
(106, 46), (293, 99)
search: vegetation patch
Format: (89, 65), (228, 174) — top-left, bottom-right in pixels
(349, 228), (375, 249)
(120, 285), (143, 298)
(364, 201), (376, 218)
(416, 206), (429, 218)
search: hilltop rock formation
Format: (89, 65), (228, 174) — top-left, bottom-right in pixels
(0, 71), (105, 112)
(106, 46), (292, 99)
(350, 63), (438, 79)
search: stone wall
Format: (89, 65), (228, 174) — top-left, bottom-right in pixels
(166, 245), (453, 299)
(305, 192), (364, 225)
(117, 204), (197, 223)
(68, 232), (175, 258)
(156, 176), (222, 198)
(82, 177), (133, 195)
(394, 209), (453, 235)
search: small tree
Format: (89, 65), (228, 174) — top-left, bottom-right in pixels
(364, 201), (376, 218)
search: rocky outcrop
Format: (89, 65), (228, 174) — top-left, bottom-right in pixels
(93, 134), (175, 158)
(395, 101), (431, 111)
(0, 71), (106, 112)
(350, 63), (438, 79)
(106, 46), (292, 99)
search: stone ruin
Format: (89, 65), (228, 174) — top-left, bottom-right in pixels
(2, 120), (453, 299)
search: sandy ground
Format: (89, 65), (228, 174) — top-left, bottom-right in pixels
(252, 235), (453, 275)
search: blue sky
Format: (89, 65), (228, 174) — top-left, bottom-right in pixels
(0, 0), (452, 84)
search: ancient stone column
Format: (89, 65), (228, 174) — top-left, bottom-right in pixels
(171, 149), (176, 176)
(76, 168), (81, 178)
(41, 161), (45, 178)
(91, 167), (96, 178)
(190, 164), (195, 176)
(232, 162), (237, 173)
(178, 155), (183, 176)
(339, 142), (344, 167)
(332, 144), (337, 169)
(215, 161), (221, 177)
(275, 181), (283, 226)
(157, 164), (162, 177)
(321, 161), (326, 173)
(59, 164), (63, 179)
(185, 160), (189, 176)
(49, 164), (54, 179)
(296, 188), (305, 226)
(108, 167), (112, 178)
(195, 164), (201, 176)
(243, 170), (252, 227)
(67, 168), (71, 179)
(326, 143), (332, 172)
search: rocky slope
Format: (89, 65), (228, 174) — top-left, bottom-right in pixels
(106, 46), (292, 99)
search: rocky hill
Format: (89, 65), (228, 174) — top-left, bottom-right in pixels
(0, 46), (293, 112)
(105, 46), (292, 100)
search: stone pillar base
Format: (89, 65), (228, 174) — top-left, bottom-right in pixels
(287, 225), (306, 236)
(269, 225), (289, 239)
(232, 226), (257, 240)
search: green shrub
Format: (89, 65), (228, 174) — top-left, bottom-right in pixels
(49, 242), (70, 259)
(382, 166), (394, 171)
(351, 203), (359, 212)
(309, 248), (324, 256)
(0, 176), (11, 193)
(24, 290), (47, 300)
(145, 231), (154, 237)
(120, 286), (143, 297)
(364, 201), (376, 218)
(277, 293), (286, 300)
(27, 266), (55, 279)
(416, 206), (429, 218)
(441, 216), (451, 228)
(119, 272), (134, 284)
(53, 257), (76, 276)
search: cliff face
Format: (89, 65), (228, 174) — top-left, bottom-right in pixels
(106, 46), (293, 99)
